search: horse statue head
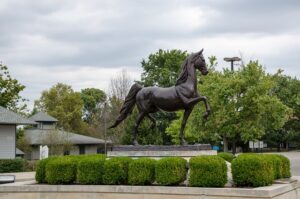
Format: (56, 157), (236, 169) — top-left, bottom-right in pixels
(191, 49), (208, 75)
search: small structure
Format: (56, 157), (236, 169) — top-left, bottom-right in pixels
(0, 106), (36, 159)
(24, 112), (112, 160)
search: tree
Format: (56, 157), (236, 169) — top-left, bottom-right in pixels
(140, 49), (188, 144)
(141, 49), (188, 87)
(0, 63), (27, 112)
(16, 128), (32, 154)
(263, 73), (300, 151)
(166, 60), (291, 152)
(34, 83), (87, 134)
(81, 88), (106, 124)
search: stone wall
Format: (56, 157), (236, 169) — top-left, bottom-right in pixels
(0, 180), (299, 199)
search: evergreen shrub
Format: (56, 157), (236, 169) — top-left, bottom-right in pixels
(155, 157), (187, 185)
(189, 155), (227, 187)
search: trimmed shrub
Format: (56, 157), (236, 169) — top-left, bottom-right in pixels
(46, 158), (77, 184)
(189, 155), (227, 187)
(128, 158), (156, 185)
(155, 157), (187, 185)
(232, 154), (274, 187)
(35, 157), (57, 183)
(77, 155), (106, 184)
(263, 154), (282, 180)
(103, 157), (133, 185)
(0, 159), (25, 173)
(276, 154), (291, 178)
(217, 152), (235, 163)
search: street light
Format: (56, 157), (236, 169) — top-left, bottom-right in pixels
(224, 57), (241, 71)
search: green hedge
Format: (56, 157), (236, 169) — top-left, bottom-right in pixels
(128, 158), (156, 185)
(276, 154), (291, 178)
(77, 155), (106, 184)
(103, 157), (132, 185)
(232, 154), (274, 187)
(217, 152), (235, 163)
(155, 157), (187, 185)
(189, 155), (227, 187)
(45, 157), (77, 184)
(263, 154), (282, 180)
(35, 157), (57, 183)
(0, 159), (25, 173)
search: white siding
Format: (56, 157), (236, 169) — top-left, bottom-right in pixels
(0, 125), (16, 159)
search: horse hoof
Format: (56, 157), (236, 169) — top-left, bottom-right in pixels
(203, 112), (209, 119)
(180, 139), (188, 146)
(133, 140), (140, 146)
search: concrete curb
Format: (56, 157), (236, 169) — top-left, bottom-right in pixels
(0, 180), (299, 199)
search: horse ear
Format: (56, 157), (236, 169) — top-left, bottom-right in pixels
(199, 48), (204, 54)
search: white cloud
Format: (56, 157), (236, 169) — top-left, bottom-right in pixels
(0, 0), (299, 110)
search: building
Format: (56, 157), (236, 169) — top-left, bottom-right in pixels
(24, 112), (112, 160)
(0, 106), (36, 159)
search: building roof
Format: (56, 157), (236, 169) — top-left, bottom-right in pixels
(24, 129), (112, 145)
(29, 112), (58, 122)
(0, 106), (37, 125)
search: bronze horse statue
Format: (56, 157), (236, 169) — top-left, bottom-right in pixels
(110, 49), (210, 145)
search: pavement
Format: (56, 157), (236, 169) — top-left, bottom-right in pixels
(0, 172), (35, 182)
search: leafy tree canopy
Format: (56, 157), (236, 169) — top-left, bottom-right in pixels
(35, 83), (87, 134)
(166, 60), (291, 144)
(141, 49), (188, 87)
(0, 63), (26, 112)
(81, 88), (106, 124)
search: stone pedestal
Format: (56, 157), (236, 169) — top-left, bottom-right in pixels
(107, 144), (217, 159)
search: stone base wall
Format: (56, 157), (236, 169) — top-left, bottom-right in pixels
(0, 181), (299, 199)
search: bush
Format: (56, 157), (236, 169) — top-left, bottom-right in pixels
(128, 158), (156, 185)
(155, 157), (187, 185)
(217, 152), (235, 163)
(275, 154), (291, 178)
(232, 154), (274, 187)
(262, 154), (282, 180)
(0, 159), (25, 173)
(35, 157), (57, 183)
(103, 157), (132, 185)
(189, 155), (227, 187)
(77, 155), (106, 184)
(46, 157), (77, 184)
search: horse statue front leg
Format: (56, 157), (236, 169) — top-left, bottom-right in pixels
(199, 95), (211, 119)
(179, 108), (193, 145)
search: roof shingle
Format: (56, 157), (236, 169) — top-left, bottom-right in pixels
(29, 112), (58, 122)
(0, 106), (37, 125)
(24, 129), (112, 145)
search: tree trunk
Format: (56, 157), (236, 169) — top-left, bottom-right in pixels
(223, 136), (229, 152)
(232, 139), (236, 154)
(286, 142), (289, 151)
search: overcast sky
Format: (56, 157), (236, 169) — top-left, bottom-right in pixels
(0, 0), (299, 109)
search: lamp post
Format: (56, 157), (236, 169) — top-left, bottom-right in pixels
(224, 57), (241, 71)
(223, 56), (241, 154)
(103, 102), (107, 154)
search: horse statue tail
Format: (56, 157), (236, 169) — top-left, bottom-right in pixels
(109, 83), (143, 129)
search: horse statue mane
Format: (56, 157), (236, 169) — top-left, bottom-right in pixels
(175, 53), (198, 85)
